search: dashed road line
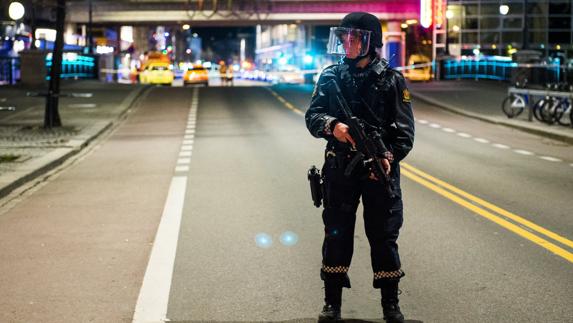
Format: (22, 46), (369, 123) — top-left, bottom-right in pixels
(429, 123), (441, 128)
(539, 156), (562, 162)
(514, 149), (534, 156)
(134, 88), (200, 323)
(175, 165), (189, 172)
(417, 119), (429, 124)
(442, 127), (456, 133)
(474, 138), (490, 144)
(457, 132), (472, 138)
(492, 143), (510, 149)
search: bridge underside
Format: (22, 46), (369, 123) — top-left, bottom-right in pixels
(67, 0), (419, 25)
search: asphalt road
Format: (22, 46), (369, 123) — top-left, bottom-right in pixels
(0, 83), (571, 323)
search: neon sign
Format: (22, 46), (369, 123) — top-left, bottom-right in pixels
(420, 0), (433, 28)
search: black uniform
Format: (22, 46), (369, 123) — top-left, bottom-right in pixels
(305, 57), (415, 290)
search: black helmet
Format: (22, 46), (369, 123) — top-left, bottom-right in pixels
(340, 12), (383, 49)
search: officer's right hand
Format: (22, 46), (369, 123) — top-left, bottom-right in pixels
(333, 122), (356, 148)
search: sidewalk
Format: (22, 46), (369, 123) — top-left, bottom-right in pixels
(408, 79), (573, 144)
(0, 80), (147, 198)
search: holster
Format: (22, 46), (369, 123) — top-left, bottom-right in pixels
(307, 165), (323, 208)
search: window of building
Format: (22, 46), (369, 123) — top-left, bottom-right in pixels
(464, 4), (479, 15)
(527, 16), (547, 29)
(548, 31), (571, 44)
(502, 32), (523, 46)
(548, 17), (571, 29)
(462, 32), (478, 43)
(481, 31), (500, 43)
(549, 1), (571, 15)
(480, 17), (500, 29)
(481, 4), (500, 14)
(463, 17), (479, 29)
(528, 31), (547, 44)
(527, 2), (548, 15)
(503, 17), (523, 29)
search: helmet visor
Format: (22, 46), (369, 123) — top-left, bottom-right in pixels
(326, 27), (371, 58)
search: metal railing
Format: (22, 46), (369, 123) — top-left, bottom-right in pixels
(507, 86), (573, 122)
(442, 58), (572, 85)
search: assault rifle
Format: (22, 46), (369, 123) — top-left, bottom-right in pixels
(328, 79), (395, 198)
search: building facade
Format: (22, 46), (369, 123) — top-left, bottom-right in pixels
(446, 0), (572, 58)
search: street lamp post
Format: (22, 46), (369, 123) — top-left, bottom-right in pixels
(44, 0), (66, 128)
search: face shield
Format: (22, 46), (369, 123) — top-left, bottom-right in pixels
(326, 27), (371, 59)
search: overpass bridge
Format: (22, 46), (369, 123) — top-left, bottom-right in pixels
(67, 0), (420, 26)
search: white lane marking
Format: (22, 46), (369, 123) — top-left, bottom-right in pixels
(539, 156), (562, 162)
(492, 143), (510, 149)
(68, 103), (97, 108)
(175, 165), (189, 172)
(570, 163), (573, 167)
(132, 176), (187, 323)
(183, 140), (194, 145)
(429, 123), (442, 128)
(442, 128), (456, 133)
(186, 125), (195, 129)
(184, 135), (194, 140)
(179, 151), (192, 157)
(457, 132), (472, 138)
(514, 149), (534, 156)
(418, 119), (429, 124)
(177, 157), (191, 164)
(181, 145), (193, 151)
(185, 129), (195, 134)
(474, 138), (490, 144)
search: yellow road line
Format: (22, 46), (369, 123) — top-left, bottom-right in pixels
(402, 163), (573, 249)
(401, 168), (573, 263)
(267, 88), (305, 116)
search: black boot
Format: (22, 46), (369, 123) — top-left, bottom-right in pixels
(318, 304), (341, 322)
(381, 281), (404, 323)
(318, 284), (342, 322)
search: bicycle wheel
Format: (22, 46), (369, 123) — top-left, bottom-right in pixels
(556, 102), (571, 126)
(538, 98), (558, 125)
(532, 98), (548, 123)
(501, 94), (525, 118)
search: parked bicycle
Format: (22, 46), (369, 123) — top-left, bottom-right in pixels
(533, 83), (573, 127)
(501, 79), (529, 118)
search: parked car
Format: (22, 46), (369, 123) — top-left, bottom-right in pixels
(139, 62), (174, 86)
(184, 65), (209, 86)
(404, 54), (432, 82)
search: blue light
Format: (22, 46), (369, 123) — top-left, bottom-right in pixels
(278, 57), (288, 65)
(280, 231), (299, 247)
(255, 233), (273, 249)
(303, 55), (313, 64)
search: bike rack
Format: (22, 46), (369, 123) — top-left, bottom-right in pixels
(507, 87), (573, 121)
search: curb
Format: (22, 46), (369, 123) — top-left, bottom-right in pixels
(411, 92), (573, 145)
(0, 85), (150, 199)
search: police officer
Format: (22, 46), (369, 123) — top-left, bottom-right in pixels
(305, 12), (415, 323)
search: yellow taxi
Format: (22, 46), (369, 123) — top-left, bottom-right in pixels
(139, 62), (174, 86)
(404, 54), (432, 82)
(184, 65), (209, 86)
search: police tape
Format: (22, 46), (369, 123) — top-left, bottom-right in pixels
(99, 68), (132, 74)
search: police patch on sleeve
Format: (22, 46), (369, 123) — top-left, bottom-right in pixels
(402, 89), (411, 103)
